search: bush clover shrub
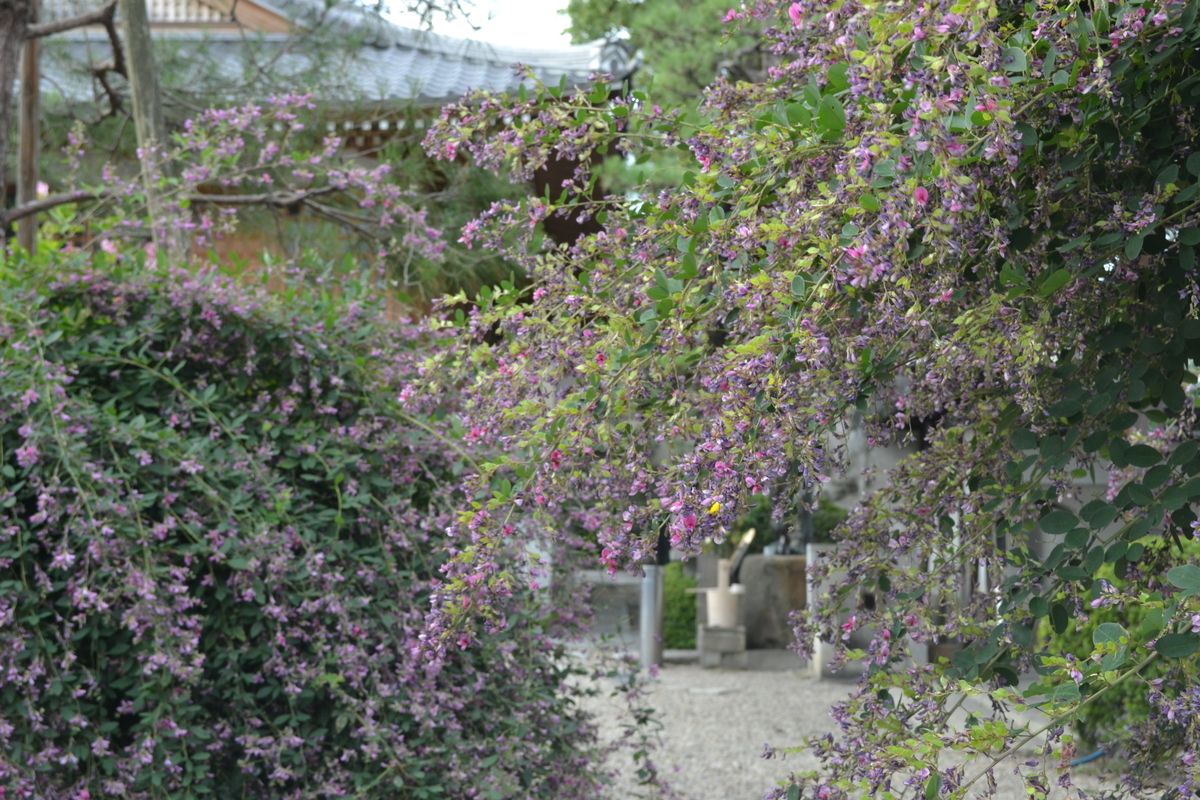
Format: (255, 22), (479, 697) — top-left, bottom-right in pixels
(0, 251), (604, 799)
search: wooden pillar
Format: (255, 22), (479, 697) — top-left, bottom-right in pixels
(0, 0), (34, 216)
(16, 0), (40, 255)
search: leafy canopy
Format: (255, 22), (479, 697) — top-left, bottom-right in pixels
(423, 0), (1200, 795)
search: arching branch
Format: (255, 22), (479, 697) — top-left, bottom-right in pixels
(26, 0), (116, 37)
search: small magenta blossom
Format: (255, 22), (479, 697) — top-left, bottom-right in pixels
(788, 3), (803, 26)
(914, 186), (930, 205)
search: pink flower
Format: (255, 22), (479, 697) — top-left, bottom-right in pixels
(15, 444), (39, 469)
(788, 3), (803, 26)
(50, 550), (76, 571)
(914, 186), (930, 205)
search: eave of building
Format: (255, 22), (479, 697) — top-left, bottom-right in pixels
(41, 25), (637, 108)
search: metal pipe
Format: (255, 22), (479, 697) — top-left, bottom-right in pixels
(639, 564), (664, 670)
(1070, 749), (1105, 767)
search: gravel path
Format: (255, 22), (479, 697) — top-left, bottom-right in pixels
(580, 661), (1116, 800)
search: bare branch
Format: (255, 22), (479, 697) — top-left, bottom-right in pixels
(2, 186), (386, 244)
(27, 1), (117, 38)
(185, 185), (338, 207)
(102, 6), (126, 77)
(0, 190), (118, 226)
(306, 199), (385, 241)
(95, 69), (127, 116)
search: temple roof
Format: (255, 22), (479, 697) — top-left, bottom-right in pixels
(39, 0), (637, 106)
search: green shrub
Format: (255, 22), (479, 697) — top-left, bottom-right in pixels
(663, 562), (697, 648)
(0, 254), (603, 798)
(1039, 537), (1200, 749)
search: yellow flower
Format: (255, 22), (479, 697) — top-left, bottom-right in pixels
(707, 501), (721, 515)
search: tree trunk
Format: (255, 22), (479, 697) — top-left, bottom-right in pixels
(119, 0), (185, 264)
(16, 0), (39, 253)
(0, 0), (33, 211)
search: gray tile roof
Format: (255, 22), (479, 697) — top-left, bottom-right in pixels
(39, 1), (637, 106)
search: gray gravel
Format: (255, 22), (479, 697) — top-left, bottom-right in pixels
(580, 661), (1117, 800)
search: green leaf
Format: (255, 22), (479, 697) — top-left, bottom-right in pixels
(924, 774), (942, 800)
(1126, 483), (1155, 507)
(1144, 464), (1172, 489)
(1156, 633), (1200, 658)
(1189, 152), (1200, 177)
(1125, 444), (1163, 468)
(1093, 622), (1128, 646)
(1039, 269), (1073, 296)
(1126, 234), (1145, 260)
(1169, 440), (1199, 466)
(1085, 392), (1113, 415)
(1167, 564), (1200, 596)
(1065, 528), (1090, 549)
(1058, 565), (1090, 581)
(1099, 331), (1133, 352)
(1048, 398), (1083, 418)
(1030, 596), (1049, 618)
(1110, 412), (1139, 432)
(1040, 509), (1079, 535)
(227, 557), (251, 570)
(1010, 429), (1038, 450)
(791, 276), (806, 298)
(1079, 499), (1109, 522)
(1181, 227), (1200, 246)
(1107, 541), (1129, 564)
(1050, 602), (1069, 634)
(787, 786), (800, 800)
(1001, 46), (1027, 72)
(1053, 682), (1081, 702)
(817, 95), (846, 133)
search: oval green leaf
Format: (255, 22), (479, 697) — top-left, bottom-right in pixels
(1155, 633), (1200, 658)
(1125, 234), (1145, 260)
(1169, 440), (1199, 466)
(1010, 429), (1038, 450)
(1093, 622), (1128, 646)
(1001, 46), (1027, 72)
(1040, 509), (1079, 535)
(1125, 444), (1163, 468)
(1167, 564), (1200, 596)
(1039, 268), (1072, 296)
(1089, 506), (1113, 532)
(817, 95), (846, 133)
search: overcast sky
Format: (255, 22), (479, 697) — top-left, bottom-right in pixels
(386, 0), (574, 47)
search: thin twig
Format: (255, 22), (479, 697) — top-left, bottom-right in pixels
(957, 650), (1161, 795)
